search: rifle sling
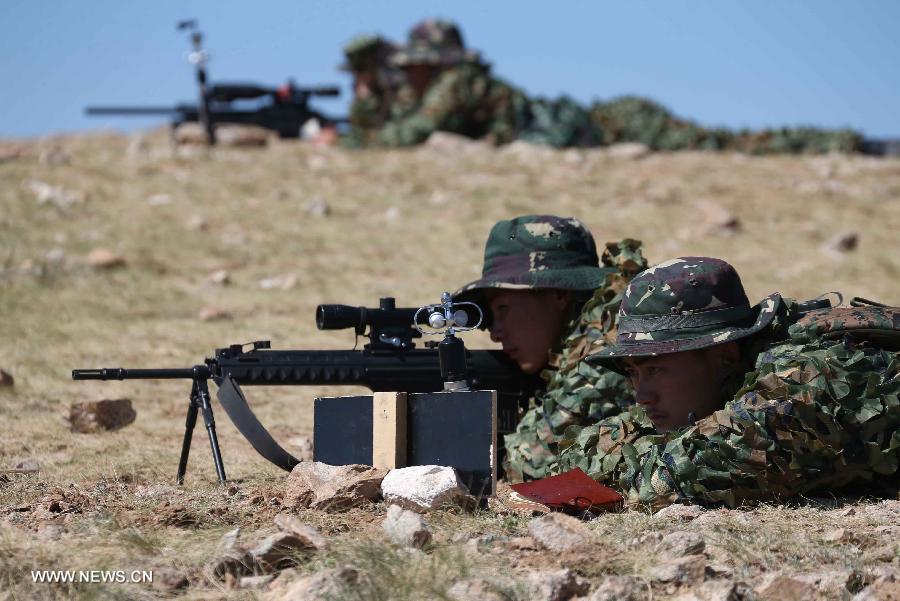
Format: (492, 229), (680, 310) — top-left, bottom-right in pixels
(213, 375), (300, 472)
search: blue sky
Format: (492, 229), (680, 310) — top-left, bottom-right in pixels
(1, 1), (898, 139)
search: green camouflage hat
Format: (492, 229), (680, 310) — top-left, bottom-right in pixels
(588, 257), (782, 369)
(453, 215), (615, 305)
(390, 19), (480, 67)
(339, 34), (396, 72)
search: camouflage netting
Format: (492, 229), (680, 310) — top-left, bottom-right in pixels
(589, 95), (862, 154)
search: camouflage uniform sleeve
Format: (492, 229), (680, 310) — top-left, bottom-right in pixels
(503, 240), (648, 481)
(378, 67), (479, 147)
(556, 334), (900, 509)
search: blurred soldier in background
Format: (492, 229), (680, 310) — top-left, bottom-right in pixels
(377, 19), (602, 148)
(339, 34), (404, 147)
(554, 257), (900, 507)
(453, 215), (648, 481)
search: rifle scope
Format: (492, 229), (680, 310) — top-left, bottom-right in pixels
(316, 297), (418, 334)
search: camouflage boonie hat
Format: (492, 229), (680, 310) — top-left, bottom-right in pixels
(390, 19), (480, 67)
(339, 34), (396, 72)
(588, 257), (782, 370)
(453, 215), (615, 305)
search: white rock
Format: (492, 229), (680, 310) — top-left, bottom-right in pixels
(208, 269), (231, 286)
(657, 530), (705, 559)
(607, 142), (651, 160)
(259, 274), (298, 290)
(304, 197), (331, 217)
(382, 504), (432, 548)
(273, 515), (327, 550)
(147, 194), (172, 206)
(380, 465), (469, 512)
(653, 504), (704, 521)
(525, 568), (590, 601)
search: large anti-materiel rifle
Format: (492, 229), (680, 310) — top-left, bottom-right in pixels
(72, 297), (541, 484)
(85, 20), (344, 144)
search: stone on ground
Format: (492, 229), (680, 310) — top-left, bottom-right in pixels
(68, 398), (136, 433)
(525, 568), (590, 601)
(266, 566), (358, 601)
(283, 462), (386, 511)
(448, 578), (512, 601)
(528, 512), (591, 552)
(657, 530), (706, 559)
(250, 532), (315, 571)
(853, 576), (900, 601)
(380, 465), (470, 512)
(587, 575), (641, 601)
(215, 125), (271, 147)
(273, 514), (327, 550)
(606, 142), (651, 160)
(653, 504), (704, 522)
(382, 504), (432, 549)
(648, 555), (707, 584)
(85, 248), (126, 269)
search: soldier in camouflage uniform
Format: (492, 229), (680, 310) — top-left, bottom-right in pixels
(554, 257), (900, 508)
(339, 34), (403, 147)
(377, 19), (601, 148)
(453, 215), (648, 481)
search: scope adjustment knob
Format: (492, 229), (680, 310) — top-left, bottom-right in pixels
(428, 312), (447, 329)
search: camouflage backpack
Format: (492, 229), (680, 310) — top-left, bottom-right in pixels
(791, 297), (900, 351)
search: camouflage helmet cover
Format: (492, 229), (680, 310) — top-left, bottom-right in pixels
(453, 215), (616, 305)
(339, 34), (396, 72)
(390, 19), (480, 67)
(588, 257), (782, 369)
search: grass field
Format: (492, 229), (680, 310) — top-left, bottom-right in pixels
(1, 130), (899, 600)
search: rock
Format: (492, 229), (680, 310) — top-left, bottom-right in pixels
(216, 125), (270, 147)
(266, 566), (358, 601)
(587, 575), (641, 601)
(528, 512), (591, 552)
(13, 459), (39, 472)
(68, 398), (136, 433)
(823, 231), (859, 254)
(853, 576), (900, 601)
(240, 574), (276, 590)
(23, 179), (85, 209)
(607, 142), (651, 160)
(382, 504), (432, 549)
(45, 248), (66, 264)
(525, 568), (590, 601)
(186, 215), (209, 231)
(283, 462), (386, 511)
(174, 123), (211, 145)
(211, 549), (255, 580)
(425, 131), (485, 152)
(658, 530), (706, 559)
(152, 568), (189, 591)
(696, 200), (741, 235)
(85, 248), (126, 269)
(383, 206), (400, 221)
(250, 532), (315, 571)
(756, 574), (818, 601)
(198, 306), (232, 321)
(259, 274), (298, 290)
(672, 581), (755, 601)
(380, 465), (471, 512)
(648, 555), (707, 585)
(219, 527), (242, 552)
(273, 514), (327, 550)
(824, 527), (857, 544)
(653, 504), (704, 522)
(501, 139), (556, 161)
(147, 194), (172, 206)
(208, 269), (231, 286)
(38, 524), (64, 540)
(0, 369), (14, 387)
(448, 578), (512, 601)
(304, 197), (330, 217)
(287, 435), (314, 462)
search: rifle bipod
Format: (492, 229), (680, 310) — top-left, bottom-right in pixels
(176, 377), (226, 484)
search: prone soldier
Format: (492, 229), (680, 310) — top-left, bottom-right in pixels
(339, 34), (404, 147)
(554, 257), (900, 507)
(453, 215), (648, 481)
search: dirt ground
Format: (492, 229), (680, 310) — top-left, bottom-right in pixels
(1, 130), (899, 600)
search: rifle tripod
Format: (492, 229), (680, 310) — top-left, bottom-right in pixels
(176, 377), (226, 484)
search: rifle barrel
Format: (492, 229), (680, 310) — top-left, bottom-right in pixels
(72, 367), (207, 380)
(85, 107), (183, 115)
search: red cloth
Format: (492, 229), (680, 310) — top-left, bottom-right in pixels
(510, 468), (623, 513)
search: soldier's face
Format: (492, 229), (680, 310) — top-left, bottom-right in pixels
(405, 65), (436, 97)
(486, 289), (571, 374)
(623, 344), (738, 432)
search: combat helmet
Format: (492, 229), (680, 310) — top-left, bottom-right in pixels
(453, 215), (616, 308)
(588, 257), (782, 371)
(390, 19), (480, 67)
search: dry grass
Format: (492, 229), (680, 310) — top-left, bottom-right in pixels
(1, 130), (899, 599)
